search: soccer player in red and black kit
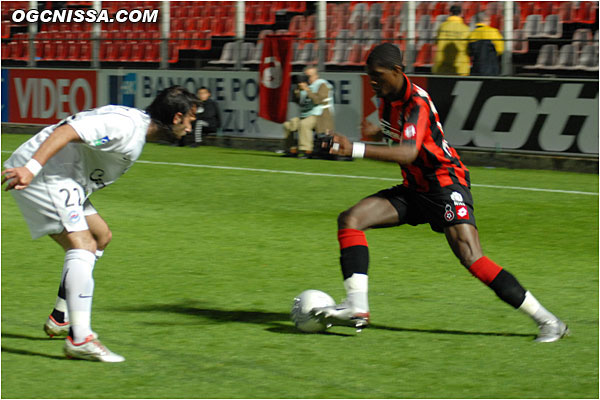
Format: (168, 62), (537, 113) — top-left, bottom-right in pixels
(312, 43), (568, 342)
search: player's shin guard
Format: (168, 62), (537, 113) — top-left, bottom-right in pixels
(338, 229), (369, 312)
(469, 256), (526, 309)
(63, 249), (96, 343)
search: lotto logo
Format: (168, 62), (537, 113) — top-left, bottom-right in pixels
(456, 205), (469, 220)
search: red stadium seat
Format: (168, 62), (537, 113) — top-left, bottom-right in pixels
(285, 1), (306, 13)
(558, 2), (574, 23)
(191, 30), (211, 50)
(2, 19), (10, 38)
(413, 43), (434, 67)
(574, 1), (597, 24)
(1, 41), (10, 59)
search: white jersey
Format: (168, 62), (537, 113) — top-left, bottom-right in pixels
(5, 105), (150, 198)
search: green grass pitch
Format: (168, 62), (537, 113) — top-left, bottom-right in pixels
(1, 133), (598, 398)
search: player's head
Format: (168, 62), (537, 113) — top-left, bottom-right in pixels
(197, 86), (211, 102)
(146, 85), (199, 139)
(365, 43), (405, 98)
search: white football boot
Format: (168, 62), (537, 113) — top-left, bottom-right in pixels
(535, 319), (570, 343)
(64, 335), (125, 362)
(312, 300), (370, 332)
(44, 315), (70, 338)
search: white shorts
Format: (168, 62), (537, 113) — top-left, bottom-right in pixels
(10, 175), (97, 239)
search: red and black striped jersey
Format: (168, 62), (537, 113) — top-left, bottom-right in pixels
(378, 73), (470, 192)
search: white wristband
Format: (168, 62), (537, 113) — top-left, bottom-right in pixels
(24, 159), (43, 177)
(352, 142), (366, 159)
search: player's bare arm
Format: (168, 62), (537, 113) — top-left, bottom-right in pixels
(329, 133), (418, 164)
(361, 119), (384, 142)
(2, 124), (82, 191)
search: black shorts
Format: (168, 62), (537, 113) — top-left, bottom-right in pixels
(370, 184), (477, 233)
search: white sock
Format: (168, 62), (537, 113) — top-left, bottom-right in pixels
(63, 249), (96, 342)
(518, 291), (557, 325)
(344, 273), (369, 313)
(95, 249), (104, 260)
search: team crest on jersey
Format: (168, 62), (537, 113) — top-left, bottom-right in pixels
(93, 136), (111, 146)
(403, 123), (416, 140)
(444, 204), (455, 222)
(456, 205), (469, 220)
(68, 210), (80, 223)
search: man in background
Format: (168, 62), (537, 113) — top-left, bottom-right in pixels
(468, 13), (505, 76)
(282, 65), (334, 159)
(432, 5), (471, 76)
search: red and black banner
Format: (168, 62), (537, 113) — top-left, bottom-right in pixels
(258, 34), (295, 123)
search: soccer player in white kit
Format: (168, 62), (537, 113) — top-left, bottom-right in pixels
(2, 86), (199, 362)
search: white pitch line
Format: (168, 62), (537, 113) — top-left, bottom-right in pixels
(134, 160), (599, 196)
(2, 150), (597, 196)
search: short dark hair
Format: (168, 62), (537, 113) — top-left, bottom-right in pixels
(450, 5), (461, 15)
(198, 86), (211, 93)
(366, 43), (404, 70)
(146, 85), (200, 131)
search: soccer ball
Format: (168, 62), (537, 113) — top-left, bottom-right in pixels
(291, 289), (336, 333)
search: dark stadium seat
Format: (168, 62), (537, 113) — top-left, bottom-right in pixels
(512, 29), (529, 54)
(576, 44), (599, 71)
(541, 14), (562, 39)
(572, 28), (593, 53)
(522, 14), (543, 38)
(556, 44), (577, 69)
(524, 43), (559, 69)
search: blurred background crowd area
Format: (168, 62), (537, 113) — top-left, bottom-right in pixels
(1, 1), (598, 78)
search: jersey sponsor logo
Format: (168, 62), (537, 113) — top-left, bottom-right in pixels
(403, 123), (416, 140)
(444, 204), (455, 222)
(456, 205), (469, 219)
(68, 210), (80, 223)
(92, 136), (111, 146)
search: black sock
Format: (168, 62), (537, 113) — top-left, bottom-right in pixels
(488, 269), (527, 309)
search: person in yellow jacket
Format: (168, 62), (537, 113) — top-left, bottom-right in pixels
(467, 13), (505, 75)
(432, 5), (471, 76)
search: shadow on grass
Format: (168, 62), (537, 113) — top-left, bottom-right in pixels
(369, 324), (535, 338)
(1, 346), (67, 361)
(1, 332), (63, 341)
(114, 303), (349, 335)
(113, 303), (534, 338)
